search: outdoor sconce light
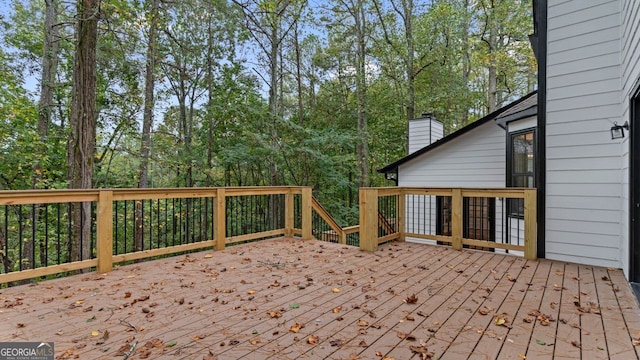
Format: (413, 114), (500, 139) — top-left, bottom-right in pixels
(611, 121), (629, 139)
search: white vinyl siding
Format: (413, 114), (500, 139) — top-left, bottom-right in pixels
(398, 122), (505, 188)
(620, 0), (640, 276)
(408, 118), (444, 154)
(398, 121), (505, 246)
(546, 0), (622, 268)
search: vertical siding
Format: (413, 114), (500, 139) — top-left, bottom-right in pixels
(620, 0), (640, 277)
(546, 0), (622, 268)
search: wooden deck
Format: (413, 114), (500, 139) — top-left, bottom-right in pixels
(1, 238), (639, 359)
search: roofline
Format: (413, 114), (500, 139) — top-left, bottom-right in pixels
(495, 105), (538, 127)
(378, 90), (538, 174)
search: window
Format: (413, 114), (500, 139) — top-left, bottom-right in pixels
(507, 129), (535, 217)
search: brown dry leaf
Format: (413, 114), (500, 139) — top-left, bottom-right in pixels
(478, 307), (490, 316)
(523, 316), (534, 323)
(507, 275), (517, 282)
(332, 288), (341, 293)
(375, 351), (383, 357)
(250, 338), (261, 345)
(632, 339), (640, 346)
(518, 354), (526, 359)
(330, 339), (345, 347)
(409, 344), (434, 360)
(357, 320), (369, 327)
(571, 340), (581, 348)
(124, 292), (131, 298)
(307, 335), (319, 345)
(102, 330), (109, 341)
(397, 332), (406, 339)
(268, 310), (282, 318)
(382, 357), (395, 360)
(203, 350), (217, 360)
(91, 330), (100, 337)
(405, 315), (415, 321)
(204, 253), (213, 259)
(332, 306), (342, 313)
(290, 323), (303, 333)
(247, 290), (256, 295)
(359, 340), (368, 347)
(193, 334), (207, 340)
(404, 294), (418, 304)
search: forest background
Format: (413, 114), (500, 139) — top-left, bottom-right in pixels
(0, 0), (535, 227)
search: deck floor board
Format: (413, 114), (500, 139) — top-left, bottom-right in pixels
(1, 238), (639, 359)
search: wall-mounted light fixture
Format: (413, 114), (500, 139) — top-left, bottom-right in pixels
(611, 121), (630, 139)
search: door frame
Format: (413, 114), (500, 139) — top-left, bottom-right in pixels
(630, 83), (640, 282)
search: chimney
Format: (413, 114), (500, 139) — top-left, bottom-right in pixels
(408, 113), (444, 154)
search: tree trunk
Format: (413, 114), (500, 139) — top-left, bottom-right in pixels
(403, 0), (415, 122)
(135, 0), (159, 252)
(269, 16), (279, 187)
(67, 0), (100, 263)
(355, 0), (369, 188)
(461, 0), (471, 125)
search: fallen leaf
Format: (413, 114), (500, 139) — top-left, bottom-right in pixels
(404, 294), (418, 304)
(91, 331), (100, 337)
(332, 288), (341, 293)
(518, 354), (526, 359)
(357, 320), (369, 327)
(536, 339), (546, 345)
(250, 338), (261, 345)
(289, 303), (300, 309)
(571, 340), (581, 348)
(203, 350), (217, 360)
(330, 339), (344, 347)
(124, 292), (131, 298)
(478, 307), (490, 315)
(247, 290), (256, 295)
(204, 254), (213, 258)
(268, 310), (282, 318)
(290, 323), (303, 333)
(332, 306), (342, 313)
(166, 341), (177, 347)
(307, 335), (319, 345)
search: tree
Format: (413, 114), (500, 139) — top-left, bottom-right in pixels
(67, 0), (100, 261)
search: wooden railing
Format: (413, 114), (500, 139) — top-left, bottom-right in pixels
(311, 197), (359, 245)
(0, 186), (537, 284)
(359, 187), (537, 260)
(0, 187), (313, 284)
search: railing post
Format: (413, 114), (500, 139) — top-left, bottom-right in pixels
(215, 188), (226, 250)
(97, 190), (113, 273)
(285, 190), (294, 237)
(359, 188), (379, 252)
(301, 187), (313, 240)
(397, 191), (405, 242)
(451, 188), (463, 251)
(524, 189), (537, 260)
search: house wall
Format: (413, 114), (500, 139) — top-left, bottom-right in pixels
(620, 0), (640, 277)
(398, 121), (506, 245)
(398, 121), (506, 187)
(546, 0), (622, 268)
(408, 117), (444, 154)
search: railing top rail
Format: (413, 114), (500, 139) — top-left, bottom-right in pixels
(0, 186), (310, 205)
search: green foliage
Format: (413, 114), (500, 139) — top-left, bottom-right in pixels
(1, 0), (536, 225)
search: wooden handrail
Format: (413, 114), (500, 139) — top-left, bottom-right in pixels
(0, 186), (313, 284)
(358, 187), (537, 260)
